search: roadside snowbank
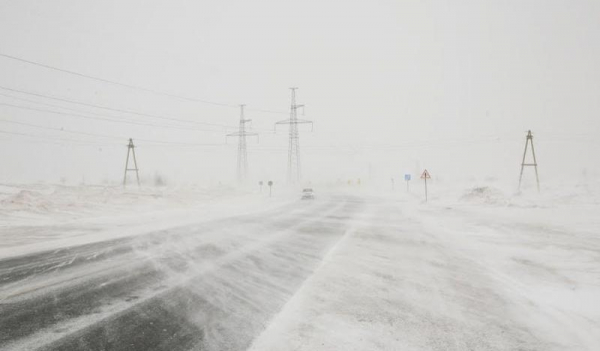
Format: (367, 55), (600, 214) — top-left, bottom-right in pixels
(0, 183), (241, 223)
(0, 183), (295, 259)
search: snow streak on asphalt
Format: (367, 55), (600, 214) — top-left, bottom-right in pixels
(2, 193), (599, 351)
(251, 195), (600, 351)
(0, 196), (364, 351)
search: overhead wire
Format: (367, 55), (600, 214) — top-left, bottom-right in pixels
(7, 54), (564, 152)
(0, 101), (229, 133)
(0, 52), (288, 115)
(0, 129), (120, 146)
(0, 117), (240, 147)
(0, 91), (224, 132)
(0, 118), (122, 141)
(0, 87), (275, 133)
(0, 85), (237, 129)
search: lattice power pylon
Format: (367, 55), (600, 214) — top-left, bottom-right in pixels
(275, 88), (313, 184)
(518, 130), (540, 192)
(227, 105), (258, 183)
(123, 138), (140, 186)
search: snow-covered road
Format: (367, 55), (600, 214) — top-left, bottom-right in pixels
(0, 195), (364, 350)
(251, 195), (600, 350)
(1, 191), (598, 350)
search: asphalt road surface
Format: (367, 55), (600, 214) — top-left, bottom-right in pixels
(0, 196), (364, 351)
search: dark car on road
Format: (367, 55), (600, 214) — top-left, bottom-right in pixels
(301, 188), (315, 200)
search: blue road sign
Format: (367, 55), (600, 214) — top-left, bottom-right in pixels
(404, 174), (411, 181)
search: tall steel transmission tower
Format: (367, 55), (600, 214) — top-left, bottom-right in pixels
(227, 105), (258, 183)
(275, 88), (313, 184)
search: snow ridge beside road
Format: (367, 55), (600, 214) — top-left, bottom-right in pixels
(0, 183), (294, 259)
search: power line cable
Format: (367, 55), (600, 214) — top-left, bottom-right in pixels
(0, 101), (230, 133)
(0, 91), (223, 132)
(0, 87), (275, 133)
(0, 118), (234, 147)
(0, 85), (236, 129)
(0, 52), (288, 115)
(0, 137), (110, 148)
(0, 118), (122, 140)
(0, 129), (119, 146)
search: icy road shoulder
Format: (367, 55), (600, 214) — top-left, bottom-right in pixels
(249, 196), (600, 351)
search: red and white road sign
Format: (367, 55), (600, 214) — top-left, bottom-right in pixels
(420, 169), (431, 179)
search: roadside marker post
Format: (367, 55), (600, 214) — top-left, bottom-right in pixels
(420, 170), (431, 202)
(268, 180), (273, 197)
(391, 178), (395, 190)
(404, 174), (411, 192)
(259, 181), (264, 193)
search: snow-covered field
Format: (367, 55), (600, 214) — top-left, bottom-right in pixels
(0, 183), (293, 259)
(1, 181), (599, 350)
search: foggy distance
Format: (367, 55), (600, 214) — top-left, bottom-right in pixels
(0, 1), (599, 350)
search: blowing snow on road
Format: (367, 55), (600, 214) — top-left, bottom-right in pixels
(1, 0), (600, 350)
(1, 185), (598, 351)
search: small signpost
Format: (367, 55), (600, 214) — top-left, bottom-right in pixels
(404, 174), (411, 192)
(259, 181), (264, 193)
(420, 170), (431, 202)
(268, 180), (273, 197)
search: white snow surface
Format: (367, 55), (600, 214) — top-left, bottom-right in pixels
(1, 181), (599, 350)
(0, 183), (293, 259)
(249, 182), (600, 351)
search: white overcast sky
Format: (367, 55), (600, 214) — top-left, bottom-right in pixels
(0, 0), (598, 186)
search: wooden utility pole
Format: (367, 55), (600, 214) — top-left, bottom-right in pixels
(123, 138), (140, 186)
(518, 130), (540, 192)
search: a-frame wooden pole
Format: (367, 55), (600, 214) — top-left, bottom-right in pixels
(518, 130), (540, 192)
(123, 138), (140, 187)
